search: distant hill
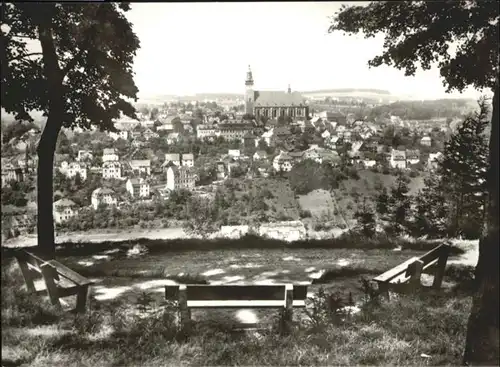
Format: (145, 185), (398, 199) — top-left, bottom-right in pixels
(139, 88), (398, 105)
(301, 88), (391, 95)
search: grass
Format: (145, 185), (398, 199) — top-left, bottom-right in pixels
(1, 231), (465, 261)
(1, 257), (473, 366)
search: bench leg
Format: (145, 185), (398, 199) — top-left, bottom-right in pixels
(75, 285), (90, 313)
(408, 260), (424, 293)
(17, 260), (37, 293)
(40, 265), (62, 310)
(378, 282), (390, 301)
(280, 285), (294, 335)
(432, 251), (449, 289)
(178, 285), (191, 332)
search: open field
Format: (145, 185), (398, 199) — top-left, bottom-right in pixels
(297, 171), (429, 223)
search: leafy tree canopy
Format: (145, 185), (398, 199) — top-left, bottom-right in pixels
(1, 2), (140, 131)
(329, 1), (498, 93)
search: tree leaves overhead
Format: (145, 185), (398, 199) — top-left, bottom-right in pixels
(329, 1), (499, 92)
(1, 2), (140, 131)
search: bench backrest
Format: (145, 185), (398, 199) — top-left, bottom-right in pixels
(15, 250), (92, 286)
(374, 244), (451, 283)
(165, 284), (308, 302)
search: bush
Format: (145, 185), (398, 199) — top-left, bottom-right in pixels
(1, 260), (64, 327)
(299, 209), (312, 218)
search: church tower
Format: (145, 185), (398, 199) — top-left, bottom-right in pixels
(245, 65), (254, 115)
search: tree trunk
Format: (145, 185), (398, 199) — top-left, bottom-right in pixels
(35, 6), (64, 260)
(36, 117), (62, 260)
(463, 83), (500, 365)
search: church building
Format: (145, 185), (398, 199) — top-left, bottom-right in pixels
(244, 66), (309, 120)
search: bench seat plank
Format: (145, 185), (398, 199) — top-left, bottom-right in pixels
(373, 257), (420, 283)
(187, 300), (285, 308)
(182, 300), (306, 308)
(46, 260), (93, 286)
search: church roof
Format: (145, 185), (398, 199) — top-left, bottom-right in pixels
(254, 91), (305, 107)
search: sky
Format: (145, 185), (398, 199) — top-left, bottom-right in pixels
(126, 2), (487, 100)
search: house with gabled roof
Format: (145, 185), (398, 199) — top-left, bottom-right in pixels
(103, 148), (119, 162)
(102, 161), (122, 179)
(126, 177), (150, 198)
(166, 165), (197, 191)
(390, 149), (407, 169)
(128, 160), (151, 176)
(91, 188), (118, 210)
(59, 161), (87, 181)
(163, 153), (181, 167)
(181, 153), (194, 167)
(273, 150), (293, 172)
(53, 198), (79, 224)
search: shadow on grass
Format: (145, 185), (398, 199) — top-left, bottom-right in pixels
(2, 233), (463, 260)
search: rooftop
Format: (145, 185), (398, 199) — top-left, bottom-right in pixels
(254, 91), (305, 107)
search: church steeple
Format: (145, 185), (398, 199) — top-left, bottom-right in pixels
(245, 65), (254, 86)
(287, 84), (291, 94)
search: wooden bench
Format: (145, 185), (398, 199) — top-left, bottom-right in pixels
(14, 249), (94, 313)
(165, 284), (308, 332)
(373, 244), (451, 299)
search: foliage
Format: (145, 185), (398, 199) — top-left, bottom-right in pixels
(2, 3), (139, 128)
(183, 196), (220, 238)
(438, 98), (490, 238)
(411, 174), (449, 238)
(1, 121), (40, 143)
(353, 197), (376, 238)
(329, 2), (498, 93)
(387, 173), (412, 235)
(2, 2), (141, 257)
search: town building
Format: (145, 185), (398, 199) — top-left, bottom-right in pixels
(261, 129), (274, 146)
(91, 188), (118, 210)
(253, 150), (268, 161)
(421, 136), (432, 146)
(128, 160), (151, 176)
(166, 165), (197, 191)
(273, 150), (293, 172)
(102, 161), (122, 179)
(126, 178), (150, 198)
(244, 66), (309, 119)
(406, 149), (421, 165)
(216, 161), (227, 180)
(196, 124), (218, 140)
(164, 153), (181, 166)
(53, 198), (78, 224)
(108, 130), (130, 141)
(143, 128), (159, 141)
(76, 150), (93, 162)
(181, 153), (194, 167)
(59, 161), (87, 181)
(102, 148), (119, 162)
(228, 149), (241, 160)
(217, 120), (254, 140)
(1, 163), (24, 187)
(166, 132), (180, 144)
(390, 149), (407, 169)
(427, 152), (443, 171)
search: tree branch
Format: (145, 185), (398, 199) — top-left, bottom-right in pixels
(8, 52), (43, 62)
(60, 47), (85, 77)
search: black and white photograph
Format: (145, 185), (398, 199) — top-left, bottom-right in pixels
(1, 1), (498, 366)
